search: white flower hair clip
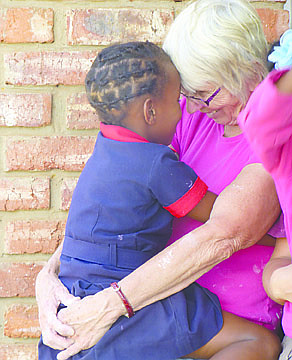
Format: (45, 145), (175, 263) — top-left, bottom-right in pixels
(268, 29), (292, 70)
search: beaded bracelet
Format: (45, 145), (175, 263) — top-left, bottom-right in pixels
(110, 282), (135, 318)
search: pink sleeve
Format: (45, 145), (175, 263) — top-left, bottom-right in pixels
(239, 70), (292, 179)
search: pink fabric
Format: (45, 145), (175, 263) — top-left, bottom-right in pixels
(168, 97), (283, 330)
(239, 69), (292, 336)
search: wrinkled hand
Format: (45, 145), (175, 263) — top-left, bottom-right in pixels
(35, 267), (80, 350)
(56, 288), (123, 360)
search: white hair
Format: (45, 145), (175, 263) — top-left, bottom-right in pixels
(163, 0), (268, 104)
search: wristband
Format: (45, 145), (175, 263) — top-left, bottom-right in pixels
(110, 282), (135, 318)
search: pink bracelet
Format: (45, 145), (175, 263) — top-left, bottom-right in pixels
(110, 282), (135, 318)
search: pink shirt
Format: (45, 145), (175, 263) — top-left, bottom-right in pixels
(169, 97), (283, 330)
(239, 69), (292, 336)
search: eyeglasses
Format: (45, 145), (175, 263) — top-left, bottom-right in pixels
(180, 87), (221, 106)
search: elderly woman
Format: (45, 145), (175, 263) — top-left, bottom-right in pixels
(36, 0), (284, 359)
(163, 0), (286, 332)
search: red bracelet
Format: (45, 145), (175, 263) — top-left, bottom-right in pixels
(111, 282), (135, 318)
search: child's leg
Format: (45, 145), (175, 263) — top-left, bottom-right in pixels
(182, 311), (281, 360)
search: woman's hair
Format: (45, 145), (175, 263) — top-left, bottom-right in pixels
(85, 41), (172, 125)
(163, 0), (268, 105)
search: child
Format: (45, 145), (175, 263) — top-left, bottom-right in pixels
(239, 30), (292, 359)
(38, 41), (280, 360)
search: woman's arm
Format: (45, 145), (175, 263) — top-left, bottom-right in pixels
(56, 163), (280, 360)
(263, 237), (292, 305)
(119, 163), (280, 309)
(186, 190), (275, 246)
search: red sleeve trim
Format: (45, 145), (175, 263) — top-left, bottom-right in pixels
(164, 177), (208, 218)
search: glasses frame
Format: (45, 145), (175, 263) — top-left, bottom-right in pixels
(180, 87), (221, 106)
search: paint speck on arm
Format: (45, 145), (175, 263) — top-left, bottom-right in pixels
(158, 250), (174, 269)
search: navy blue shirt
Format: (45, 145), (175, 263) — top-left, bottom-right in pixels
(63, 124), (207, 267)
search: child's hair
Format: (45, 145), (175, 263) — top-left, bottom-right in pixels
(85, 41), (172, 125)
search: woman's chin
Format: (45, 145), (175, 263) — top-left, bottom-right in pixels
(206, 111), (225, 124)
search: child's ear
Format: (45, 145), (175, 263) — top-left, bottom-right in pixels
(144, 98), (156, 125)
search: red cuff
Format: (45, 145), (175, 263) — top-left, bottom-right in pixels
(164, 177), (208, 218)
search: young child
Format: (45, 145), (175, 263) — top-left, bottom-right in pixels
(239, 30), (292, 359)
(38, 41), (280, 360)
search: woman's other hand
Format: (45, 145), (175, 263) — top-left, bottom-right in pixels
(35, 265), (79, 350)
(56, 287), (125, 360)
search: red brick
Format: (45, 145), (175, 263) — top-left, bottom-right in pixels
(0, 263), (43, 297)
(60, 177), (78, 210)
(4, 51), (96, 86)
(257, 8), (289, 43)
(67, 8), (175, 45)
(4, 304), (40, 338)
(5, 220), (66, 254)
(0, 93), (51, 127)
(0, 8), (53, 43)
(0, 178), (50, 211)
(0, 344), (37, 360)
(6, 136), (95, 171)
(67, 93), (100, 129)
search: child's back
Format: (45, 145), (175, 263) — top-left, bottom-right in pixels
(60, 123), (199, 292)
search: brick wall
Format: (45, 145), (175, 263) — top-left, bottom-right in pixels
(0, 0), (289, 358)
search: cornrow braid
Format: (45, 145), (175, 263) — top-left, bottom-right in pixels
(85, 41), (172, 125)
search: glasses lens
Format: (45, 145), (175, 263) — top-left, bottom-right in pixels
(181, 88), (221, 106)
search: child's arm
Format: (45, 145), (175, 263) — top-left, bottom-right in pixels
(263, 237), (292, 305)
(187, 190), (217, 223)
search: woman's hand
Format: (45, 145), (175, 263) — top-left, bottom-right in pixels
(35, 266), (79, 350)
(56, 288), (125, 360)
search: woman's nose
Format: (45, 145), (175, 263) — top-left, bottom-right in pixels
(186, 99), (205, 114)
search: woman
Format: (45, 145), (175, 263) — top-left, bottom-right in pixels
(163, 0), (285, 332)
(36, 1), (283, 359)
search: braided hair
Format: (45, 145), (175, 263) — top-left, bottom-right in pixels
(85, 41), (172, 125)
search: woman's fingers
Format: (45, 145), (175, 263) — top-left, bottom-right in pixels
(57, 342), (82, 360)
(42, 327), (75, 350)
(49, 312), (75, 338)
(36, 268), (80, 348)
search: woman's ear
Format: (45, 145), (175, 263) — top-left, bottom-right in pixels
(144, 98), (156, 125)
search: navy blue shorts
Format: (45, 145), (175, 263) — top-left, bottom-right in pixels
(38, 279), (222, 360)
